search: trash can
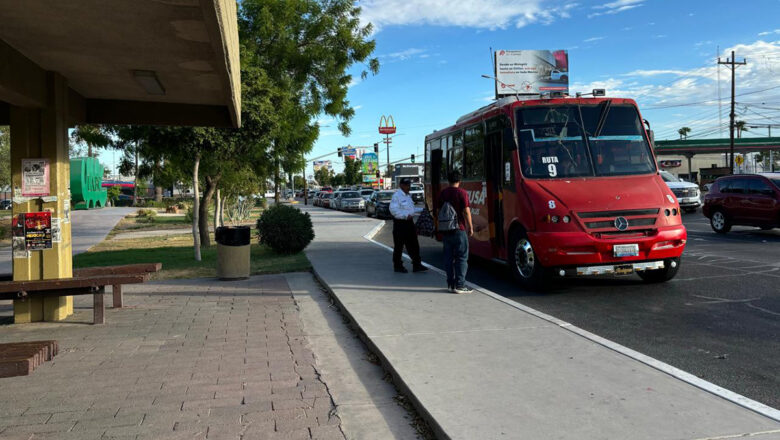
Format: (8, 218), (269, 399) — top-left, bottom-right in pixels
(215, 226), (251, 280)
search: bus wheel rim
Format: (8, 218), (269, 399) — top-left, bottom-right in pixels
(515, 239), (535, 278)
(713, 212), (724, 229)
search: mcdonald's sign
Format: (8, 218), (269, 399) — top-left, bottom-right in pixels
(379, 115), (396, 134)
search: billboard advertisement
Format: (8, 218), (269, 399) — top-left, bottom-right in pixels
(361, 152), (379, 182)
(494, 50), (569, 97)
(313, 160), (332, 172)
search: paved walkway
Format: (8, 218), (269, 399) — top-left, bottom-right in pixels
(0, 274), (419, 440)
(302, 205), (780, 440)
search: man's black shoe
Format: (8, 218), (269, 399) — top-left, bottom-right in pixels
(394, 266), (408, 273)
(412, 265), (428, 272)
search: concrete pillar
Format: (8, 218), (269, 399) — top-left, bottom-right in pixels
(11, 72), (73, 323)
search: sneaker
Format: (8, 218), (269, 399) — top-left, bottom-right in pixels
(412, 265), (428, 272)
(446, 284), (455, 293)
(394, 266), (408, 273)
(454, 286), (473, 294)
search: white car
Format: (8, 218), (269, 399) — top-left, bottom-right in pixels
(550, 70), (568, 82)
(409, 183), (424, 204)
(660, 171), (701, 213)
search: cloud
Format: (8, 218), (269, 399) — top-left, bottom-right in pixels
(360, 0), (577, 31)
(588, 0), (643, 18)
(758, 29), (780, 36)
(572, 40), (780, 124)
(380, 48), (428, 62)
(583, 36), (604, 43)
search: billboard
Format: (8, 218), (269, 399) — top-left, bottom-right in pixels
(361, 152), (379, 182)
(313, 160), (332, 172)
(494, 50), (569, 97)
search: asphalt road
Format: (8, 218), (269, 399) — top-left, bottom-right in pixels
(371, 210), (780, 410)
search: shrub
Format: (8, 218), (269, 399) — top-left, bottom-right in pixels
(256, 204), (314, 254)
(136, 209), (157, 223)
(255, 197), (267, 209)
(184, 206), (194, 223)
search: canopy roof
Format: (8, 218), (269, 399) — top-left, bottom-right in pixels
(655, 137), (780, 156)
(0, 0), (240, 127)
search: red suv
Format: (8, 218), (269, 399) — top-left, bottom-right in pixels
(703, 173), (780, 233)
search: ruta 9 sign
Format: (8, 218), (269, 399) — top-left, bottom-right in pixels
(379, 115), (396, 134)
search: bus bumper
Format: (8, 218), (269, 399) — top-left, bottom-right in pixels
(528, 225), (687, 270)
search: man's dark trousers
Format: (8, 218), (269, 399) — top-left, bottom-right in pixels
(392, 219), (421, 268)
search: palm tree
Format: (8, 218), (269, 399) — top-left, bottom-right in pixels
(677, 127), (691, 140)
(735, 120), (748, 138)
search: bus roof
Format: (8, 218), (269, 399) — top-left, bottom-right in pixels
(425, 96), (638, 142)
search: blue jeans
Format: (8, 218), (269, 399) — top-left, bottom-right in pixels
(443, 230), (468, 288)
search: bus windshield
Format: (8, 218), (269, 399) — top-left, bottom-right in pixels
(516, 103), (656, 179)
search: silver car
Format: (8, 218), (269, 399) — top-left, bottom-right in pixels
(337, 191), (365, 212)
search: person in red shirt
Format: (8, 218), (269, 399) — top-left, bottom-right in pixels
(438, 170), (473, 294)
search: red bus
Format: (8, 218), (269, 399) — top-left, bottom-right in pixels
(424, 95), (687, 289)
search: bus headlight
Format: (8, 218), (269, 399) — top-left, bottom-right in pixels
(562, 215), (570, 223)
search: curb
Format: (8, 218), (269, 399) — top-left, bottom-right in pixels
(309, 265), (450, 440)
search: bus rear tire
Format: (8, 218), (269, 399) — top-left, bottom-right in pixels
(508, 230), (549, 291)
(637, 258), (680, 283)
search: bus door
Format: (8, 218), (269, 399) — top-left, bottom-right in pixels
(485, 128), (505, 257)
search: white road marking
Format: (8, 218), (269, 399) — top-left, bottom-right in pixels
(363, 221), (780, 423)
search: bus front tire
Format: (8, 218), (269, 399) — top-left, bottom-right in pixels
(637, 258), (680, 283)
(508, 230), (549, 291)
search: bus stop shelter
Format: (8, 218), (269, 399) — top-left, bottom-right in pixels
(0, 0), (240, 323)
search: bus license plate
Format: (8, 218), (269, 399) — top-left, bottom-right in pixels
(614, 244), (639, 257)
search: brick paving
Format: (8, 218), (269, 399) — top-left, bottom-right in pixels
(0, 275), (345, 440)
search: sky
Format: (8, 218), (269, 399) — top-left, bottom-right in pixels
(304, 0), (780, 177)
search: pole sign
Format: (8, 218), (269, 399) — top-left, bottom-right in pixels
(361, 152), (379, 182)
(494, 50), (569, 97)
(379, 115), (396, 134)
(342, 147), (358, 159)
(313, 160), (332, 172)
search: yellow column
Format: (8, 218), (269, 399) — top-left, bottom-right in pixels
(11, 72), (73, 323)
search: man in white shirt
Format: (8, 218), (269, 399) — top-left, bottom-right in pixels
(389, 178), (427, 273)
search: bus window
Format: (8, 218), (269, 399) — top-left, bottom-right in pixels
(464, 124), (484, 180)
(424, 142), (431, 183)
(439, 137), (448, 183)
(451, 131), (464, 177)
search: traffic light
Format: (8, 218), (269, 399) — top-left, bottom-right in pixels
(337, 147), (342, 157)
(410, 154), (415, 163)
(375, 171), (380, 178)
(374, 143), (379, 153)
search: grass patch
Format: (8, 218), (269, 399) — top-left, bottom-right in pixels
(74, 234), (310, 280)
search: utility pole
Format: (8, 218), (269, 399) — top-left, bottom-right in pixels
(718, 51), (746, 174)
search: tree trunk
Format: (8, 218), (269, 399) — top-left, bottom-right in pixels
(219, 196), (226, 226)
(133, 141), (140, 206)
(154, 159), (163, 202)
(199, 175), (220, 247)
(274, 158), (280, 204)
(192, 153), (201, 261)
(214, 188), (221, 229)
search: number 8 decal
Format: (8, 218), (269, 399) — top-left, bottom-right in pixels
(548, 164), (557, 177)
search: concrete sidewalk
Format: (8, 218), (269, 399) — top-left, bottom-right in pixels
(0, 273), (419, 440)
(303, 205), (780, 440)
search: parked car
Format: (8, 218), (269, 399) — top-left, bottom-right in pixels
(312, 192), (322, 207)
(409, 183), (424, 204)
(360, 189), (375, 201)
(703, 173), (780, 233)
(0, 200), (12, 210)
(320, 192), (334, 208)
(337, 191), (365, 212)
(366, 190), (394, 219)
(660, 171), (701, 213)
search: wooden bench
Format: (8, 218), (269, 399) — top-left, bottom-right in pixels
(0, 263), (162, 324)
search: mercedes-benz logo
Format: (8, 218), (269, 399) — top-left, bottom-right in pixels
(614, 216), (629, 231)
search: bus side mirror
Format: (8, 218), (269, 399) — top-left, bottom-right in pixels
(647, 129), (655, 147)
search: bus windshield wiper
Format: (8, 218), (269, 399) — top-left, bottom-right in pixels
(593, 99), (612, 138)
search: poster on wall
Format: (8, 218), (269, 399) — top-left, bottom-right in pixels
(24, 212), (52, 250)
(494, 50), (569, 98)
(51, 218), (62, 243)
(21, 158), (50, 197)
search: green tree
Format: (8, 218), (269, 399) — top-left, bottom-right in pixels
(70, 125), (112, 158)
(735, 120), (748, 138)
(314, 167), (333, 186)
(332, 173), (345, 187)
(677, 127), (691, 140)
(0, 127), (10, 190)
